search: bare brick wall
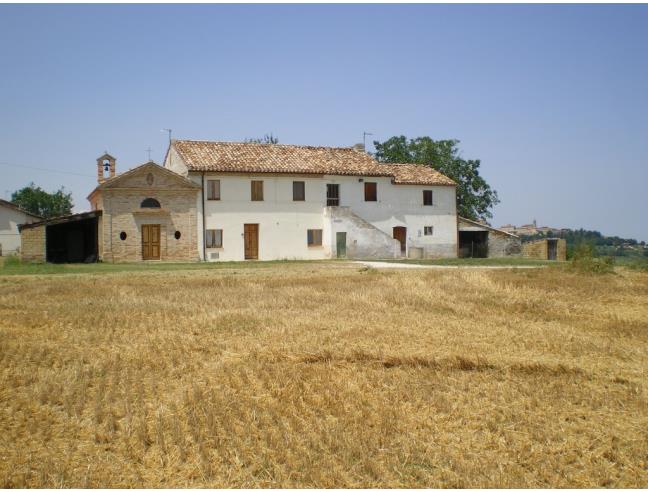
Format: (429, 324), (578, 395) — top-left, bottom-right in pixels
(488, 233), (521, 257)
(101, 189), (198, 262)
(523, 239), (566, 261)
(21, 226), (46, 262)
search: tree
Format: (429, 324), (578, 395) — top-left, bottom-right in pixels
(11, 183), (73, 218)
(245, 133), (279, 144)
(373, 136), (499, 221)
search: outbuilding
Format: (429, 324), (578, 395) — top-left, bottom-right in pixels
(522, 238), (567, 261)
(0, 199), (41, 256)
(457, 216), (521, 258)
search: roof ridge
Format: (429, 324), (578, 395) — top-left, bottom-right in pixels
(174, 139), (361, 152)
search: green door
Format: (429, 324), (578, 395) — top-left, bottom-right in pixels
(336, 232), (347, 258)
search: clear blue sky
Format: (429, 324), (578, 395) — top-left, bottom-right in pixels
(1, 4), (647, 240)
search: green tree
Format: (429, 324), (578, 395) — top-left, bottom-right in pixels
(373, 136), (499, 221)
(11, 183), (73, 218)
(245, 133), (279, 144)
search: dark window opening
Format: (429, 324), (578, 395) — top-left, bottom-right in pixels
(327, 184), (340, 206)
(120, 231), (127, 240)
(293, 181), (305, 201)
(364, 182), (377, 202)
(141, 198), (161, 208)
(307, 229), (322, 246)
(423, 190), (433, 206)
(174, 231), (181, 240)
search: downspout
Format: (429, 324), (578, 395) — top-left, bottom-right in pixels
(201, 172), (206, 261)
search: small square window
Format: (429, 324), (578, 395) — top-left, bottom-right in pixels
(423, 190), (433, 206)
(307, 229), (322, 246)
(293, 181), (305, 201)
(206, 229), (223, 248)
(207, 180), (220, 200)
(424, 226), (434, 236)
(364, 182), (377, 202)
(251, 181), (264, 201)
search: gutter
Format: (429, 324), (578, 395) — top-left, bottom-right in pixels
(201, 172), (206, 261)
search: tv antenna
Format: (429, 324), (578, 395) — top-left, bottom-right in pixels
(363, 131), (374, 150)
(161, 128), (172, 142)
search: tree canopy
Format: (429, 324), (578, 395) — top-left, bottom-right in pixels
(11, 183), (73, 218)
(245, 133), (279, 144)
(373, 136), (499, 221)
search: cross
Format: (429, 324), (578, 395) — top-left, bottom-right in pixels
(146, 147), (153, 161)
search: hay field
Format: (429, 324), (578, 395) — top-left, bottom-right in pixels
(1, 263), (647, 487)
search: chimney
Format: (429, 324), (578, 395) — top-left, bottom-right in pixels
(352, 143), (365, 153)
(97, 153), (116, 183)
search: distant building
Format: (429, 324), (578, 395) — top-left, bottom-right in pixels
(0, 199), (40, 256)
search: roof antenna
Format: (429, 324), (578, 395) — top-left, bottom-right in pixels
(161, 128), (172, 143)
(363, 131), (374, 151)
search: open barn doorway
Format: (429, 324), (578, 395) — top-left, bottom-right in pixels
(46, 215), (99, 263)
(458, 231), (488, 258)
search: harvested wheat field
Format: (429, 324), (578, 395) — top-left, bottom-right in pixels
(1, 262), (647, 487)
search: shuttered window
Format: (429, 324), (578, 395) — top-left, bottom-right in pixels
(293, 181), (305, 201)
(207, 180), (220, 200)
(424, 226), (434, 236)
(364, 182), (377, 202)
(206, 229), (223, 248)
(251, 180), (264, 201)
(423, 190), (433, 206)
(307, 229), (322, 246)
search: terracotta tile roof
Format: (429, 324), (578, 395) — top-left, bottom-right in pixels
(380, 163), (456, 186)
(172, 140), (455, 186)
(173, 140), (392, 177)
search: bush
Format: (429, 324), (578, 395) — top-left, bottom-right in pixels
(569, 243), (615, 274)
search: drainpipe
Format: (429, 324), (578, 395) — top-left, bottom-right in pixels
(201, 172), (206, 261)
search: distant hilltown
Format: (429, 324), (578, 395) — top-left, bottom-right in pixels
(499, 220), (565, 237)
(499, 220), (647, 256)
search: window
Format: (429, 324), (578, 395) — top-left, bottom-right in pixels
(251, 180), (264, 201)
(326, 184), (340, 206)
(293, 181), (305, 201)
(423, 190), (433, 206)
(119, 231), (127, 240)
(174, 231), (181, 240)
(364, 182), (377, 202)
(424, 226), (434, 236)
(307, 229), (323, 246)
(140, 197), (161, 208)
(207, 180), (220, 200)
(206, 229), (223, 248)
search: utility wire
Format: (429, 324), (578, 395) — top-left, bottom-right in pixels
(0, 161), (94, 178)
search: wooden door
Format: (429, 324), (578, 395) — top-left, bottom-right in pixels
(244, 224), (259, 260)
(393, 226), (407, 255)
(142, 224), (160, 260)
(336, 232), (347, 258)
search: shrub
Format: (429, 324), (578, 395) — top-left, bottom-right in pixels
(569, 242), (615, 274)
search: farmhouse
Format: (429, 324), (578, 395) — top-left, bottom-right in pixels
(20, 139), (464, 262)
(0, 199), (40, 256)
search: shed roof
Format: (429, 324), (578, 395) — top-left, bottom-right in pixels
(18, 210), (101, 231)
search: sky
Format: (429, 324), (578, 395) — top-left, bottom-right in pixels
(1, 4), (647, 241)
